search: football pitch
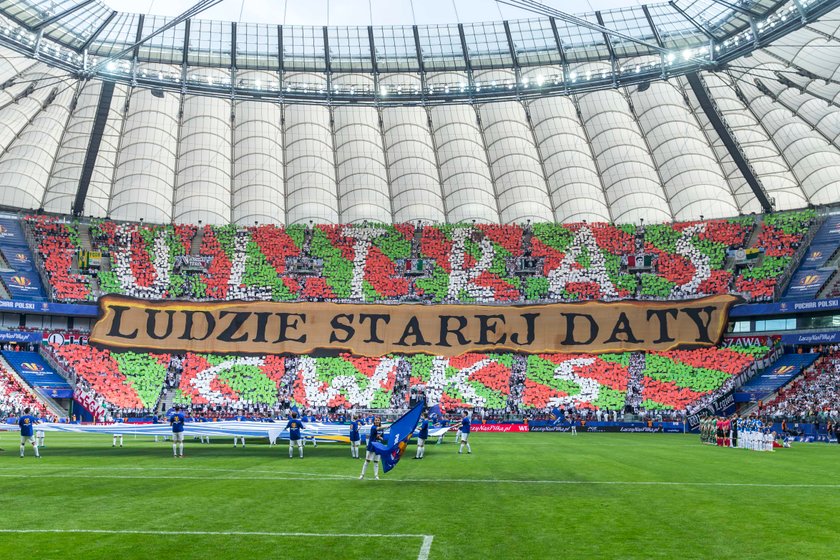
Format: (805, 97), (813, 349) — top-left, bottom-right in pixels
(0, 432), (838, 559)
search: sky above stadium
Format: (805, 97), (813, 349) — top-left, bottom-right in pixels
(104, 0), (645, 25)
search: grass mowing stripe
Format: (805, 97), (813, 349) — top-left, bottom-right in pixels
(3, 432), (838, 559)
(0, 529), (435, 560)
(0, 471), (839, 488)
(0, 529), (429, 537)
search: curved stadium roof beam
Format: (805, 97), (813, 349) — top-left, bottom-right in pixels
(0, 0), (835, 104)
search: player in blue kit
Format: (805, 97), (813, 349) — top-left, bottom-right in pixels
(285, 412), (304, 458)
(349, 415), (361, 459)
(170, 406), (186, 458)
(18, 408), (40, 458)
(458, 410), (472, 454)
(414, 411), (429, 459)
(359, 417), (384, 480)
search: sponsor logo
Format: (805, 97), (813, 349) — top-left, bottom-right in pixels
(469, 424), (529, 433)
(21, 362), (44, 372)
(0, 225), (6, 233)
(47, 332), (66, 346)
(14, 253), (28, 262)
(723, 336), (772, 348)
(800, 275), (821, 286)
(773, 365), (795, 375)
(788, 333), (840, 344)
(10, 275), (31, 287)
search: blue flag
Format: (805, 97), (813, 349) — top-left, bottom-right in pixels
(372, 401), (425, 473)
(549, 407), (564, 425)
(428, 404), (442, 424)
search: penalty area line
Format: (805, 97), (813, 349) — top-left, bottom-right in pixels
(0, 529), (435, 560)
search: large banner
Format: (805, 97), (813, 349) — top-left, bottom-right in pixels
(785, 269), (832, 299)
(735, 354), (818, 402)
(0, 246), (34, 271)
(800, 244), (835, 269)
(74, 384), (107, 422)
(1, 350), (70, 387)
(686, 393), (736, 428)
(0, 270), (45, 300)
(821, 214), (840, 242)
(0, 218), (27, 246)
(90, 294), (738, 357)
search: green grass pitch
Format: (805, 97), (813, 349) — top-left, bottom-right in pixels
(0, 432), (838, 559)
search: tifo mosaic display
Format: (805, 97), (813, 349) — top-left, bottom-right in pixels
(25, 210), (817, 304)
(48, 344), (767, 416)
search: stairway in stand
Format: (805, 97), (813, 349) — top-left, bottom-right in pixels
(157, 387), (178, 413)
(190, 225), (205, 257)
(77, 222), (93, 251)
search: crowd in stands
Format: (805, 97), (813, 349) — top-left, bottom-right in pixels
(0, 361), (49, 417)
(764, 345), (840, 422)
(17, 210), (819, 305)
(46, 344), (169, 418)
(42, 344), (766, 420)
(26, 215), (92, 302)
(734, 210), (818, 301)
(1, 342), (38, 352)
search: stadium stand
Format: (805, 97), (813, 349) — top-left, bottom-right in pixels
(0, 353), (50, 417)
(733, 210), (817, 301)
(763, 347), (840, 420)
(47, 344), (170, 417)
(26, 215), (92, 302)
(17, 211), (820, 305)
(782, 215), (840, 299)
(735, 352), (820, 403)
(43, 344), (768, 417)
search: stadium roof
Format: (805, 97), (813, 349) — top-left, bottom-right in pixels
(0, 1), (836, 226)
(102, 0), (648, 27)
(0, 0), (836, 102)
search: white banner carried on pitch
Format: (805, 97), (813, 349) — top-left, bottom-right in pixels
(0, 421), (449, 445)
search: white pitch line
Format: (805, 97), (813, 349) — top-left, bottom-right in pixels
(0, 473), (355, 482)
(0, 471), (837, 489)
(418, 535), (434, 560)
(387, 479), (840, 489)
(0, 466), (356, 479)
(38, 466), (355, 478)
(0, 529), (435, 560)
(0, 528), (429, 538)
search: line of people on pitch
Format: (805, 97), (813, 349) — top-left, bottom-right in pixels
(700, 415), (786, 451)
